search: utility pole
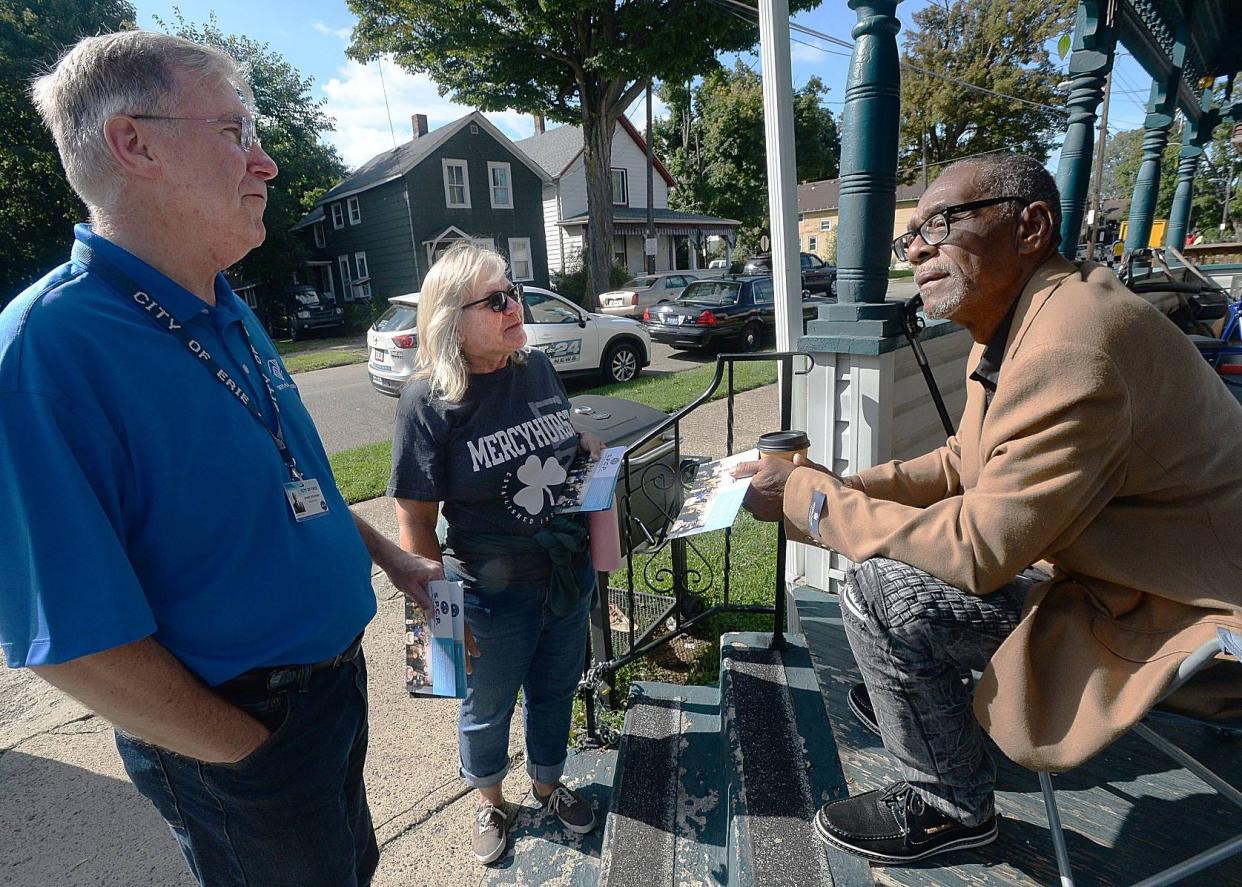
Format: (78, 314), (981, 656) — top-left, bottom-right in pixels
(1086, 70), (1112, 260)
(922, 127), (929, 189)
(645, 81), (657, 274)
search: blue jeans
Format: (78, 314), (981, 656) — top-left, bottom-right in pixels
(115, 650), (378, 887)
(841, 558), (1037, 826)
(449, 561), (594, 789)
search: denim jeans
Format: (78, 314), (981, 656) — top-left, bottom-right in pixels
(841, 557), (1038, 826)
(449, 560), (594, 789)
(115, 650), (378, 887)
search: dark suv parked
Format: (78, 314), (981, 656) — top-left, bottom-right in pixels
(743, 252), (837, 296)
(267, 285), (345, 341)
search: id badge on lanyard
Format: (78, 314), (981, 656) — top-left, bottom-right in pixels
(91, 251), (331, 523)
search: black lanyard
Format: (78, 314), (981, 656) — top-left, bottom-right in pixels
(81, 244), (304, 482)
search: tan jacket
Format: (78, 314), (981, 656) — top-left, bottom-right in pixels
(784, 255), (1242, 770)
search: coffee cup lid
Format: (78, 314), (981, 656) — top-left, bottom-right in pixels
(757, 430), (810, 452)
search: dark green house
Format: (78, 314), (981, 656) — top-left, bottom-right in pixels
(292, 110), (551, 303)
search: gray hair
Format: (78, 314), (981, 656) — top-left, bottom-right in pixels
(944, 153), (1062, 248)
(414, 242), (525, 403)
(30, 30), (251, 213)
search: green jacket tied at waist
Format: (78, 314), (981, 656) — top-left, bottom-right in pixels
(447, 516), (590, 615)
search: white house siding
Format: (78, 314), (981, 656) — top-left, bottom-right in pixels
(609, 131), (669, 209)
(542, 183), (564, 274)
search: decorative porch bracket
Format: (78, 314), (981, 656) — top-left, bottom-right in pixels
(1124, 26), (1187, 251)
(812, 0), (905, 339)
(1166, 87), (1219, 252)
(1055, 0), (1118, 259)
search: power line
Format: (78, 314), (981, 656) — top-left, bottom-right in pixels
(712, 0), (1070, 117)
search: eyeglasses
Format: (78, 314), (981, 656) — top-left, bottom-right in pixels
(129, 113), (261, 152)
(461, 283), (524, 313)
(892, 196), (1029, 261)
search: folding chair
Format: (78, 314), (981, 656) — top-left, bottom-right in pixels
(1038, 628), (1242, 887)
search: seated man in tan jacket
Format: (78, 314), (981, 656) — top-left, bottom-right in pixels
(738, 154), (1242, 865)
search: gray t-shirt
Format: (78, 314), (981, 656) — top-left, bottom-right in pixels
(387, 349), (581, 585)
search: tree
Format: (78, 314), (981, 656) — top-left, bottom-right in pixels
(155, 12), (348, 291)
(897, 0), (1075, 175)
(346, 0), (819, 309)
(1, 1), (135, 304)
(655, 62), (840, 253)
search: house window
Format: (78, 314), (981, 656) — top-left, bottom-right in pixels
(353, 252), (371, 300)
(347, 196), (361, 225)
(798, 213), (805, 223)
(819, 218), (831, 232)
(488, 162), (513, 209)
(313, 222), (325, 249)
(508, 238), (533, 281)
(331, 202), (344, 230)
(808, 236), (818, 252)
(613, 234), (627, 267)
(337, 255), (352, 301)
(611, 168), (628, 206)
(442, 159), (471, 208)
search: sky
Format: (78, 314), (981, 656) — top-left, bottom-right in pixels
(137, 0), (1160, 173)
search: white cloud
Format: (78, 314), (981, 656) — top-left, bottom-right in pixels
(320, 58), (535, 170)
(790, 41), (826, 64)
(312, 21), (352, 41)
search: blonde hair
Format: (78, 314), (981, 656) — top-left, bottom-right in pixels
(415, 242), (525, 402)
(30, 30), (251, 213)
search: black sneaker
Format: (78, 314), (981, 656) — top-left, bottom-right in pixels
(847, 682), (881, 736)
(814, 781), (997, 864)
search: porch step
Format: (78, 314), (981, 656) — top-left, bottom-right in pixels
(720, 631), (871, 887)
(598, 682), (726, 887)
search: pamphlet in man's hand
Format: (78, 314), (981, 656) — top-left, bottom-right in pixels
(405, 580), (467, 699)
(554, 446), (626, 513)
(667, 449), (759, 539)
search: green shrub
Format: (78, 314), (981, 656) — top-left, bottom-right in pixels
(550, 252), (633, 307)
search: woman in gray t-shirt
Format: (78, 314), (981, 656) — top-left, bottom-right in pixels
(388, 243), (603, 864)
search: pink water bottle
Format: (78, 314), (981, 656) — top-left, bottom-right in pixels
(588, 499), (622, 572)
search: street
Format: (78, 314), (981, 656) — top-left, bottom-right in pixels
(298, 340), (721, 454)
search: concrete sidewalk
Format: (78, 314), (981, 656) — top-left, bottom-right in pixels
(0, 384), (783, 885)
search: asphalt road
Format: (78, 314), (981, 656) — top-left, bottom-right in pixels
(298, 341), (721, 454)
(299, 281), (920, 455)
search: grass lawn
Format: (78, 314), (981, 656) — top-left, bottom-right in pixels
(888, 268), (914, 279)
(276, 334), (369, 374)
(329, 359), (778, 504)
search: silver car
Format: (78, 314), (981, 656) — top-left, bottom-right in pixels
(598, 272), (703, 318)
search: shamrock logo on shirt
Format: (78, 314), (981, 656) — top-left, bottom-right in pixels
(512, 454), (566, 516)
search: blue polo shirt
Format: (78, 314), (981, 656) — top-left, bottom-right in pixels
(0, 225), (376, 685)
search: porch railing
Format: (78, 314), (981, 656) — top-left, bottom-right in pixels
(578, 350), (813, 748)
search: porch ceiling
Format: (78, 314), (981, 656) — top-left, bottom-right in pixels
(1119, 0), (1242, 121)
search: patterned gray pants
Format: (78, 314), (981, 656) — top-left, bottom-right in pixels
(841, 557), (1040, 826)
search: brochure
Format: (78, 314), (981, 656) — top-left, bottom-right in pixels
(405, 579), (467, 699)
(554, 445), (626, 513)
(667, 448), (760, 539)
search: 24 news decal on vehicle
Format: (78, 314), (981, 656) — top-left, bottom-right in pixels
(536, 338), (582, 365)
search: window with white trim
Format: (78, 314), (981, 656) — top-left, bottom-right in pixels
(331, 202), (344, 229)
(819, 218), (831, 232)
(611, 168), (628, 206)
(442, 159), (471, 208)
(347, 196), (361, 225)
(808, 236), (818, 252)
(488, 162), (513, 209)
(507, 238), (533, 281)
(313, 222), (325, 248)
(337, 255), (352, 301)
(353, 252), (371, 299)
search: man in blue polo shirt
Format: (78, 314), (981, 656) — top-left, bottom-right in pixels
(0, 31), (441, 887)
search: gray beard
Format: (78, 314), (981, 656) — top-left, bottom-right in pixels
(923, 274), (967, 319)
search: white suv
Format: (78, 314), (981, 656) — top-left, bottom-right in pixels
(366, 286), (652, 397)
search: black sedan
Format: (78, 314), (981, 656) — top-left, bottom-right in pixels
(742, 252), (837, 296)
(644, 275), (831, 351)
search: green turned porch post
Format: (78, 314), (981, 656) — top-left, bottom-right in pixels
(814, 0), (904, 337)
(1054, 0), (1117, 259)
(1124, 34), (1185, 251)
(1166, 88), (1218, 251)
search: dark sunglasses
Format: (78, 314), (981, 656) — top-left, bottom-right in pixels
(461, 283), (524, 313)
